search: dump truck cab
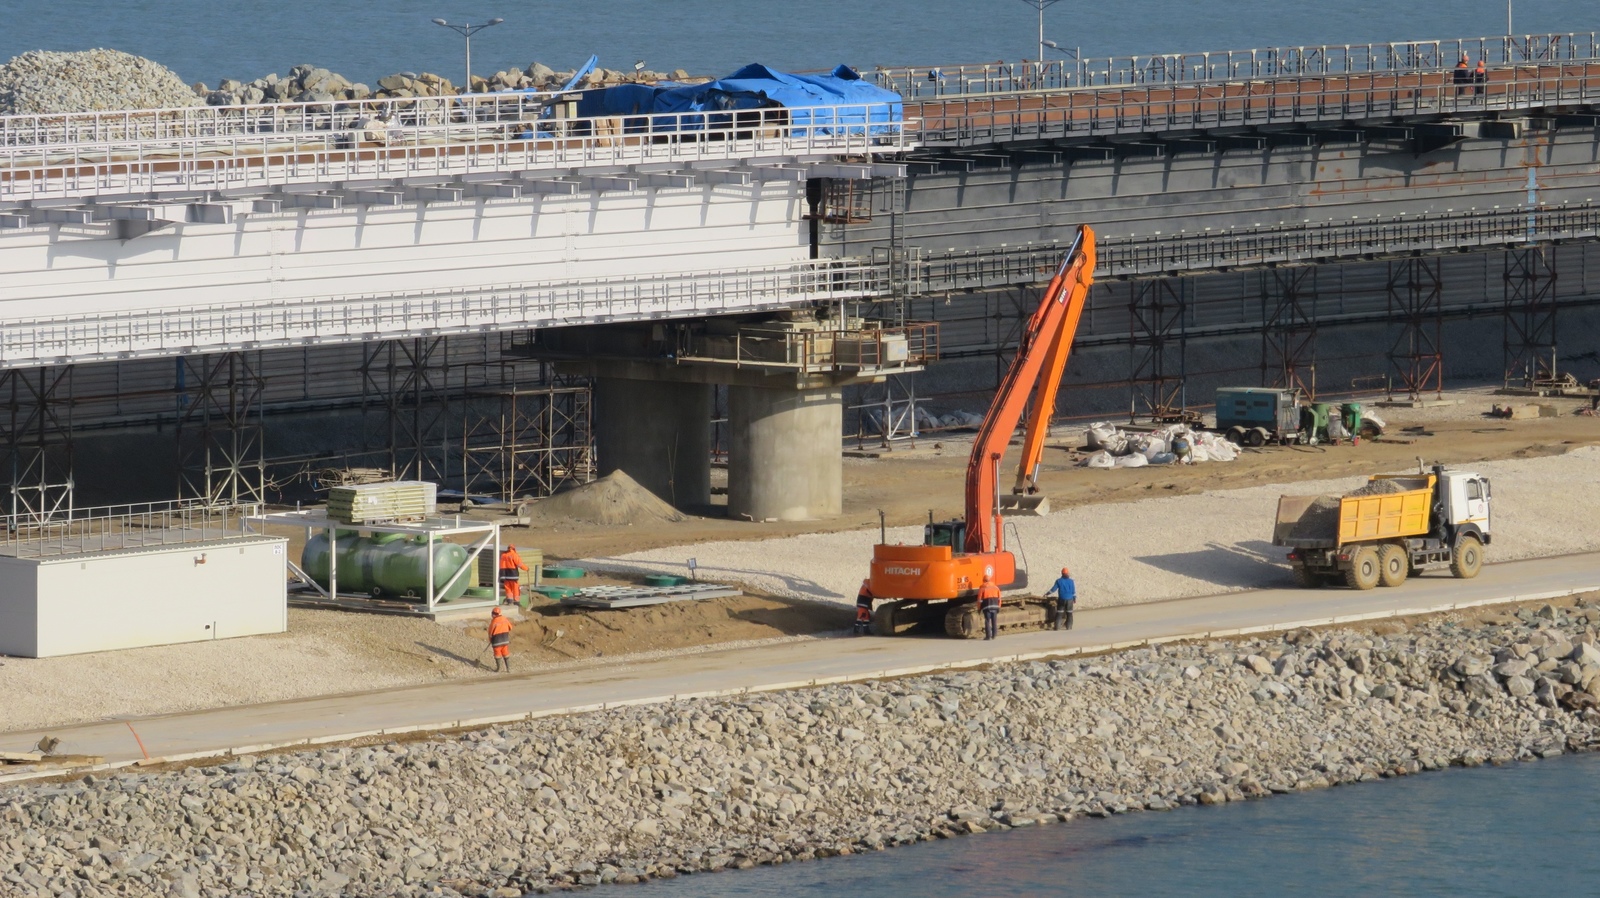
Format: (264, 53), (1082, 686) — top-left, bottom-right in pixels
(1437, 469), (1492, 546)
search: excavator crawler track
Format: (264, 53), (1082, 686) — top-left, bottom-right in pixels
(943, 597), (1056, 639)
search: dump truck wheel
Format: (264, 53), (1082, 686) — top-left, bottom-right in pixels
(1291, 564), (1321, 588)
(1344, 546), (1381, 590)
(1377, 544), (1408, 588)
(1451, 535), (1483, 579)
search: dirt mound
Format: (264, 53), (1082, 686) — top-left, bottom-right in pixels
(532, 470), (685, 525)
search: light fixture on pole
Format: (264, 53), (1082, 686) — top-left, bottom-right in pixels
(431, 17), (504, 91)
(1016, 0), (1065, 68)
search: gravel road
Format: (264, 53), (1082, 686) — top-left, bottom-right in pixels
(595, 445), (1600, 609)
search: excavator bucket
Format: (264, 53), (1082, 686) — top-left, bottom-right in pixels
(998, 493), (1050, 516)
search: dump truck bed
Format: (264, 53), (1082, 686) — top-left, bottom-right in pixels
(1272, 475), (1434, 548)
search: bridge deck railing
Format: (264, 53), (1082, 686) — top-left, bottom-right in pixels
(0, 102), (906, 203)
(915, 64), (1600, 146)
(918, 203), (1600, 291)
(878, 32), (1600, 98)
(0, 259), (888, 369)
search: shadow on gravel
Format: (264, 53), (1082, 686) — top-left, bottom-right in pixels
(1132, 540), (1287, 589)
(417, 643), (483, 668)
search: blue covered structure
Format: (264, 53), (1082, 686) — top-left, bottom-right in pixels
(574, 64), (902, 137)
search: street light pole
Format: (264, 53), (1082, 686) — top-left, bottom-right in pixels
(431, 17), (504, 92)
(1015, 0), (1065, 68)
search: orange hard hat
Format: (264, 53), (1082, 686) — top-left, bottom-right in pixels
(1061, 567), (1070, 576)
(491, 606), (502, 616)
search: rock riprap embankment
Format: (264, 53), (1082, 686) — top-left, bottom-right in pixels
(0, 49), (203, 115)
(5, 602), (1600, 896)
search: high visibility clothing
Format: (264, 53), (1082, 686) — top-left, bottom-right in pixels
(1045, 576), (1076, 603)
(499, 547), (529, 582)
(488, 614), (513, 652)
(978, 581), (1001, 610)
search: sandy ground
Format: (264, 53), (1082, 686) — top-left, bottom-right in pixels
(1, 388), (1593, 734)
(594, 444), (1600, 608)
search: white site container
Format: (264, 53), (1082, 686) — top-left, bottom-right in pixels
(0, 536), (288, 658)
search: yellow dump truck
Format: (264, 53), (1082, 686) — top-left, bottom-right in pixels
(1271, 465), (1492, 590)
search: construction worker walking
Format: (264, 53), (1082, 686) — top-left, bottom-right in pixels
(1045, 566), (1077, 630)
(498, 544), (530, 606)
(978, 570), (1002, 640)
(854, 579), (875, 635)
(487, 606), (514, 673)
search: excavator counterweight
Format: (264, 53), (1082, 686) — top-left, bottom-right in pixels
(866, 226), (1096, 636)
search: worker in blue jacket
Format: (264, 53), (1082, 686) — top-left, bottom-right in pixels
(1045, 566), (1077, 630)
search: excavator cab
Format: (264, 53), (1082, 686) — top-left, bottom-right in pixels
(924, 520), (966, 548)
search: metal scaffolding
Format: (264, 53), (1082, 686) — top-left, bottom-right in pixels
(1260, 266), (1319, 398)
(1502, 246), (1559, 389)
(1386, 256), (1445, 400)
(1127, 277), (1189, 422)
(175, 352), (265, 506)
(0, 366), (74, 522)
(460, 379), (594, 503)
(362, 337), (451, 484)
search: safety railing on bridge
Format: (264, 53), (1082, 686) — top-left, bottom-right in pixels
(0, 99), (907, 202)
(0, 259), (890, 369)
(0, 500), (261, 558)
(878, 32), (1600, 98)
(914, 63), (1600, 146)
(917, 202), (1600, 290)
(678, 322), (938, 376)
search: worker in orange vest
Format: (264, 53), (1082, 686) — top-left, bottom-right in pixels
(978, 570), (1002, 640)
(1453, 54), (1471, 96)
(1474, 58), (1487, 97)
(487, 606), (514, 672)
(854, 579), (875, 636)
(498, 544), (530, 605)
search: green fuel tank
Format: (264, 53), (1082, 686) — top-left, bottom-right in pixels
(302, 532), (472, 601)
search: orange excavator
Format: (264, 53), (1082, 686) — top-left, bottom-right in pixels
(867, 225), (1096, 638)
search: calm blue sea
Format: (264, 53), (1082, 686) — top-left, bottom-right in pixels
(7, 3), (1598, 894)
(0, 1), (1594, 88)
(628, 751), (1600, 897)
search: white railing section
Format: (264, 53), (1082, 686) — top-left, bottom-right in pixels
(0, 101), (908, 203)
(0, 259), (889, 368)
(877, 31), (1600, 98)
(1, 500), (261, 558)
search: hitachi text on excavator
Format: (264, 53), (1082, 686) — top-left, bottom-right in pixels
(866, 225), (1096, 638)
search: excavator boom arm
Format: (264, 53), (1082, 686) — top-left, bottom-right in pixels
(963, 226), (1097, 553)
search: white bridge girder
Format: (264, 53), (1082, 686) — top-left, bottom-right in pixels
(0, 178), (893, 368)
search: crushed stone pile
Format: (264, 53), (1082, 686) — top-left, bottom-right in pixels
(532, 470), (684, 525)
(0, 49), (203, 114)
(1347, 478), (1411, 497)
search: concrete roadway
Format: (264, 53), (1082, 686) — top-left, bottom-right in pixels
(3, 552), (1597, 780)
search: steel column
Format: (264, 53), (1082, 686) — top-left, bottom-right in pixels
(175, 352), (265, 506)
(362, 337), (451, 483)
(0, 366), (74, 522)
(1128, 277), (1189, 422)
(461, 379), (594, 504)
(1502, 246), (1559, 389)
(1385, 256), (1445, 400)
(1260, 266), (1318, 398)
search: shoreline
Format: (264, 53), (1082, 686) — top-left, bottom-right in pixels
(4, 597), (1599, 896)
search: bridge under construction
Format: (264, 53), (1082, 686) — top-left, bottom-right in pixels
(1, 31), (1597, 520)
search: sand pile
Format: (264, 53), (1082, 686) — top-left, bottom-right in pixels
(533, 471), (684, 525)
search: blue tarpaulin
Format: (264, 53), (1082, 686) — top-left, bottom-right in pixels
(574, 64), (902, 136)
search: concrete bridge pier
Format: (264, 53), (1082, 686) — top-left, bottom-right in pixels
(592, 377), (712, 508)
(727, 384), (842, 522)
